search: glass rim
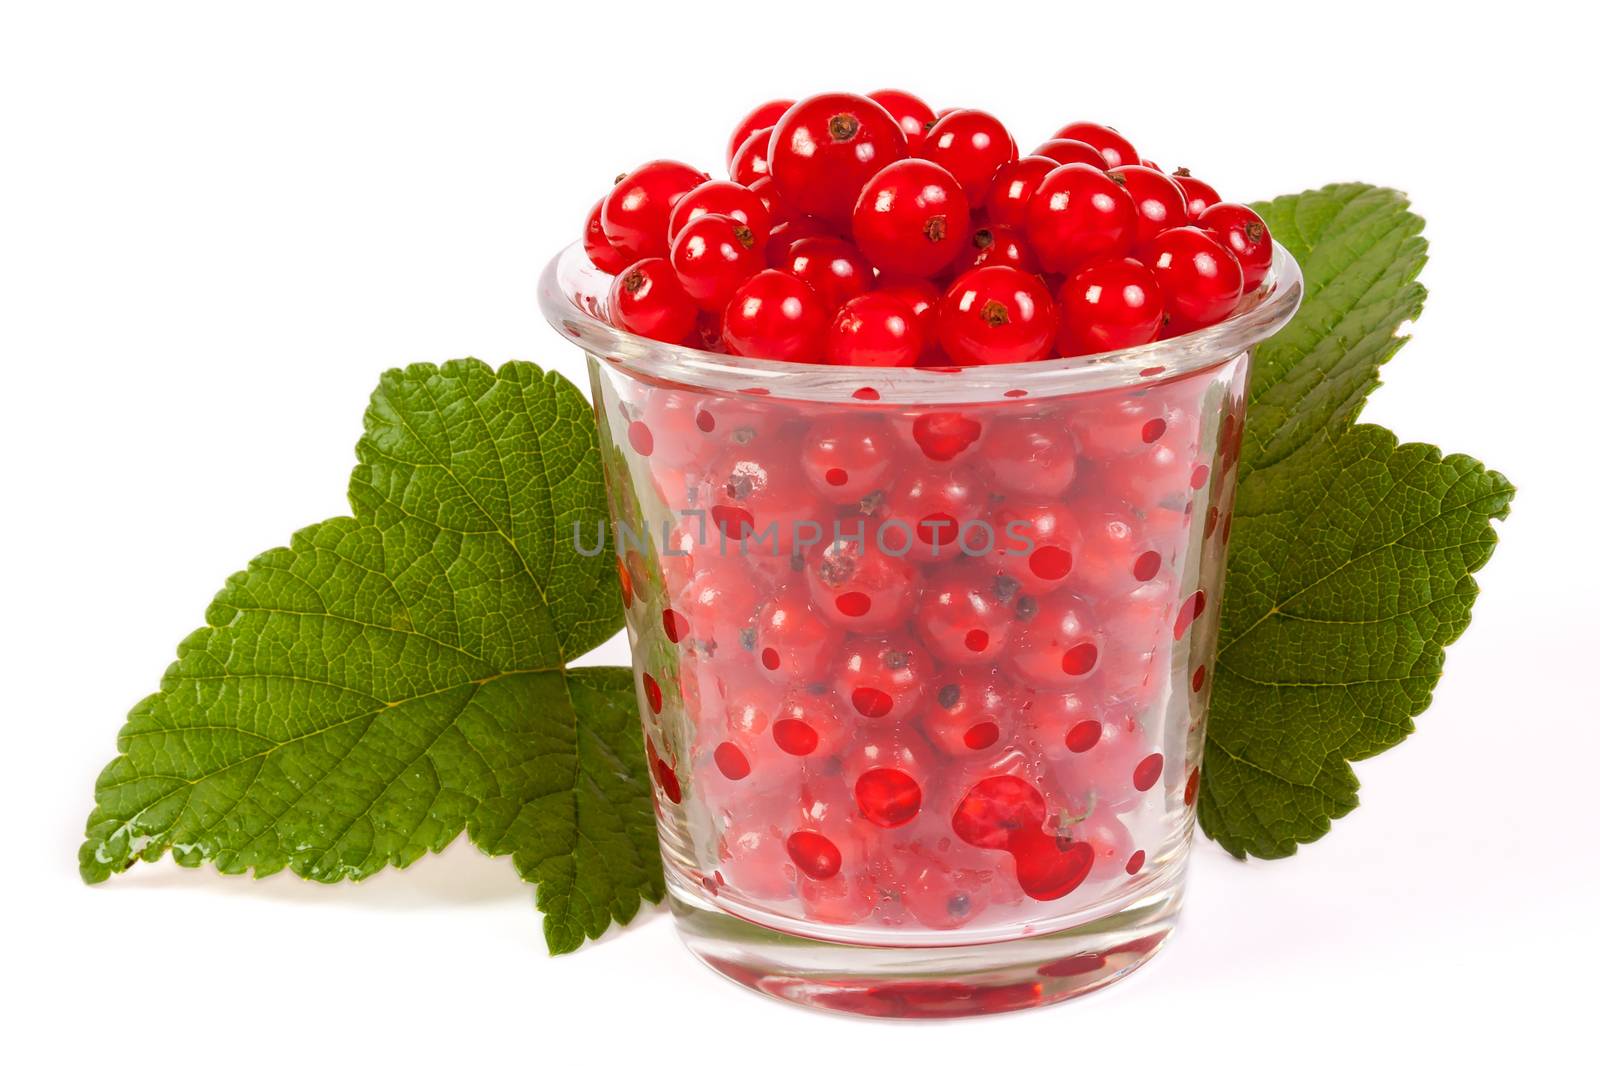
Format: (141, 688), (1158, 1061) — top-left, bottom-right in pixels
(538, 240), (1302, 403)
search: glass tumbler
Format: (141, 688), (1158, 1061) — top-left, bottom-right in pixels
(540, 243), (1301, 1018)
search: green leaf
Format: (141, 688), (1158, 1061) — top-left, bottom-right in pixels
(79, 359), (662, 953)
(1201, 187), (1514, 858)
(1241, 183), (1428, 476)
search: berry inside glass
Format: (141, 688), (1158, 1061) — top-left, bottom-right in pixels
(544, 91), (1302, 1018)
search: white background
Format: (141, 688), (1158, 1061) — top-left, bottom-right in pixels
(3, 2), (1595, 1060)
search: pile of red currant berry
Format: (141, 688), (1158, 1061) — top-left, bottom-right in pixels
(584, 90), (1272, 365)
(580, 91), (1262, 939)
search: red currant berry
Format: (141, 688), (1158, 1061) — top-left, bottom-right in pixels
(826, 291), (926, 367)
(583, 198), (631, 273)
(873, 279), (941, 357)
(1197, 202), (1273, 293)
(768, 92), (908, 225)
(1033, 138), (1107, 169)
(719, 819), (793, 900)
(639, 387), (725, 466)
(917, 109), (1016, 208)
(668, 180), (773, 244)
(800, 416), (898, 501)
(1020, 687), (1096, 748)
(836, 638), (931, 720)
(851, 158), (970, 277)
(1100, 438), (1192, 507)
(727, 99), (795, 167)
(679, 562), (766, 658)
(649, 453), (691, 512)
(602, 160), (708, 260)
(697, 431), (824, 553)
(771, 685), (850, 758)
(1069, 496), (1170, 597)
(868, 89), (937, 150)
(670, 213), (766, 310)
(994, 496), (1084, 594)
(1070, 392), (1180, 460)
(780, 236), (872, 312)
(982, 417), (1078, 496)
(1057, 256), (1165, 356)
(723, 675), (780, 742)
(1147, 226), (1244, 330)
(936, 265), (1058, 365)
(797, 772), (866, 842)
(692, 310), (728, 353)
(914, 564), (1015, 667)
(877, 464), (981, 563)
(1050, 122), (1138, 169)
(958, 225), (1037, 274)
(793, 784), (878, 922)
(1170, 169), (1221, 217)
(806, 530), (920, 633)
(764, 217), (833, 267)
(1006, 590), (1100, 689)
(609, 257), (697, 343)
(712, 682), (802, 793)
(891, 850), (993, 929)
(1060, 707), (1149, 813)
(842, 726), (937, 793)
(1024, 163), (1138, 274)
(730, 126), (774, 186)
(793, 782), (873, 888)
(985, 155), (1057, 230)
(757, 587), (844, 683)
(1108, 164), (1189, 250)
(1056, 810), (1137, 885)
(922, 669), (1018, 757)
(799, 865), (877, 924)
(1095, 576), (1177, 699)
(745, 175), (790, 227)
(722, 268), (829, 361)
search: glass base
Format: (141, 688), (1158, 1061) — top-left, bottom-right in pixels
(667, 862), (1185, 1019)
